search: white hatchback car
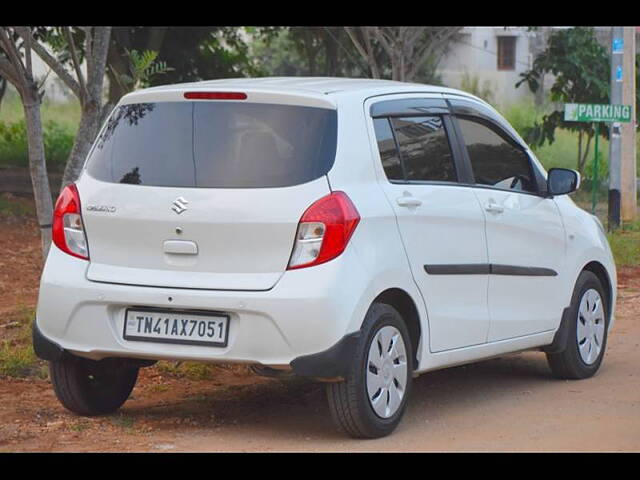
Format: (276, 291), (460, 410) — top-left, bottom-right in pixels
(34, 77), (616, 438)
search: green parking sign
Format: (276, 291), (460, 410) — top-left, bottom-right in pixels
(563, 102), (633, 214)
(564, 103), (632, 123)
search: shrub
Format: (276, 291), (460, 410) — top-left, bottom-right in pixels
(501, 101), (540, 141)
(0, 119), (75, 170)
(460, 71), (495, 105)
(583, 155), (609, 188)
(0, 120), (28, 167)
(43, 120), (75, 169)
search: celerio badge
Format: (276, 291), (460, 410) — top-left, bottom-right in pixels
(87, 205), (116, 213)
(172, 197), (189, 214)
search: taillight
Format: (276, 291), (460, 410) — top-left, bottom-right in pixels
(287, 191), (360, 270)
(52, 184), (89, 260)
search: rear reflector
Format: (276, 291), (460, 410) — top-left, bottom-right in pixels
(184, 92), (247, 100)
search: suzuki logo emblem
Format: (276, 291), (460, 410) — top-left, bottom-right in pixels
(172, 197), (189, 214)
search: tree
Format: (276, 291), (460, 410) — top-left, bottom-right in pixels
(344, 27), (462, 82)
(105, 27), (257, 105)
(248, 27), (365, 78)
(288, 27), (365, 77)
(20, 27), (112, 186)
(516, 27), (638, 174)
(0, 27), (53, 256)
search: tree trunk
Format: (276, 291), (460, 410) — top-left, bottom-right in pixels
(578, 131), (594, 174)
(23, 97), (53, 257)
(62, 27), (112, 186)
(0, 77), (6, 112)
(61, 100), (101, 186)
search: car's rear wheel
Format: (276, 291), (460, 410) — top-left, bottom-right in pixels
(326, 302), (413, 438)
(546, 271), (609, 379)
(49, 355), (139, 416)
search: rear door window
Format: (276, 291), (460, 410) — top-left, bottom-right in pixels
(372, 115), (457, 183)
(86, 102), (337, 188)
(390, 116), (456, 182)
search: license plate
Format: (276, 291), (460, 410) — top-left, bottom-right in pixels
(124, 308), (229, 347)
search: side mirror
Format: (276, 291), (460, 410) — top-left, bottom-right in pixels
(547, 168), (580, 196)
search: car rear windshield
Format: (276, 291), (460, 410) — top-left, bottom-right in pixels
(85, 101), (338, 188)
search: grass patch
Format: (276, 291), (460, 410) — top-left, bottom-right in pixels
(149, 383), (169, 393)
(0, 306), (43, 378)
(69, 420), (90, 433)
(0, 342), (38, 378)
(109, 413), (136, 432)
(607, 221), (640, 267)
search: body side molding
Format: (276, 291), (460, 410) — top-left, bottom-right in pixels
(424, 264), (558, 277)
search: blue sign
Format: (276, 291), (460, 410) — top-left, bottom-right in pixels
(616, 65), (623, 82)
(613, 37), (624, 54)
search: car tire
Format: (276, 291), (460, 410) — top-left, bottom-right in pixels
(49, 355), (139, 416)
(546, 271), (609, 380)
(326, 302), (413, 439)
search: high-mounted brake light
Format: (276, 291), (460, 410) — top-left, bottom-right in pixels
(52, 184), (89, 260)
(287, 191), (360, 270)
(183, 92), (247, 100)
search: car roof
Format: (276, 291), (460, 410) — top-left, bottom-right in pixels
(119, 77), (497, 119)
(126, 76), (477, 102)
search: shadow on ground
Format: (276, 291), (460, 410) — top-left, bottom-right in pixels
(116, 351), (556, 439)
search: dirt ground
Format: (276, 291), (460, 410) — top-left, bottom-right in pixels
(1, 196), (639, 452)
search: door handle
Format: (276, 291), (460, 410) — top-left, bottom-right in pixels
(484, 202), (504, 214)
(396, 196), (422, 207)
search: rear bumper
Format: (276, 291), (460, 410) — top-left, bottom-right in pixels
(36, 244), (371, 369)
(34, 315), (363, 379)
(32, 319), (64, 361)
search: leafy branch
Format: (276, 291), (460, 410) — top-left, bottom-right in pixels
(112, 48), (173, 93)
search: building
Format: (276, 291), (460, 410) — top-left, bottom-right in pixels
(438, 26), (539, 109)
(439, 26), (639, 110)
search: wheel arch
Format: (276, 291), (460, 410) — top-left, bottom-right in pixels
(582, 260), (613, 322)
(372, 288), (422, 370)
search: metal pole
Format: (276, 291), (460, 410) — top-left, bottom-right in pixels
(608, 26), (624, 231)
(592, 122), (600, 214)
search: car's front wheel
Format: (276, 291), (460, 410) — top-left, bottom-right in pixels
(49, 355), (139, 416)
(546, 271), (609, 379)
(326, 302), (413, 438)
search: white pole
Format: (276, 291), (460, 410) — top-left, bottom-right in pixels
(608, 27), (624, 230)
(621, 27), (637, 222)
